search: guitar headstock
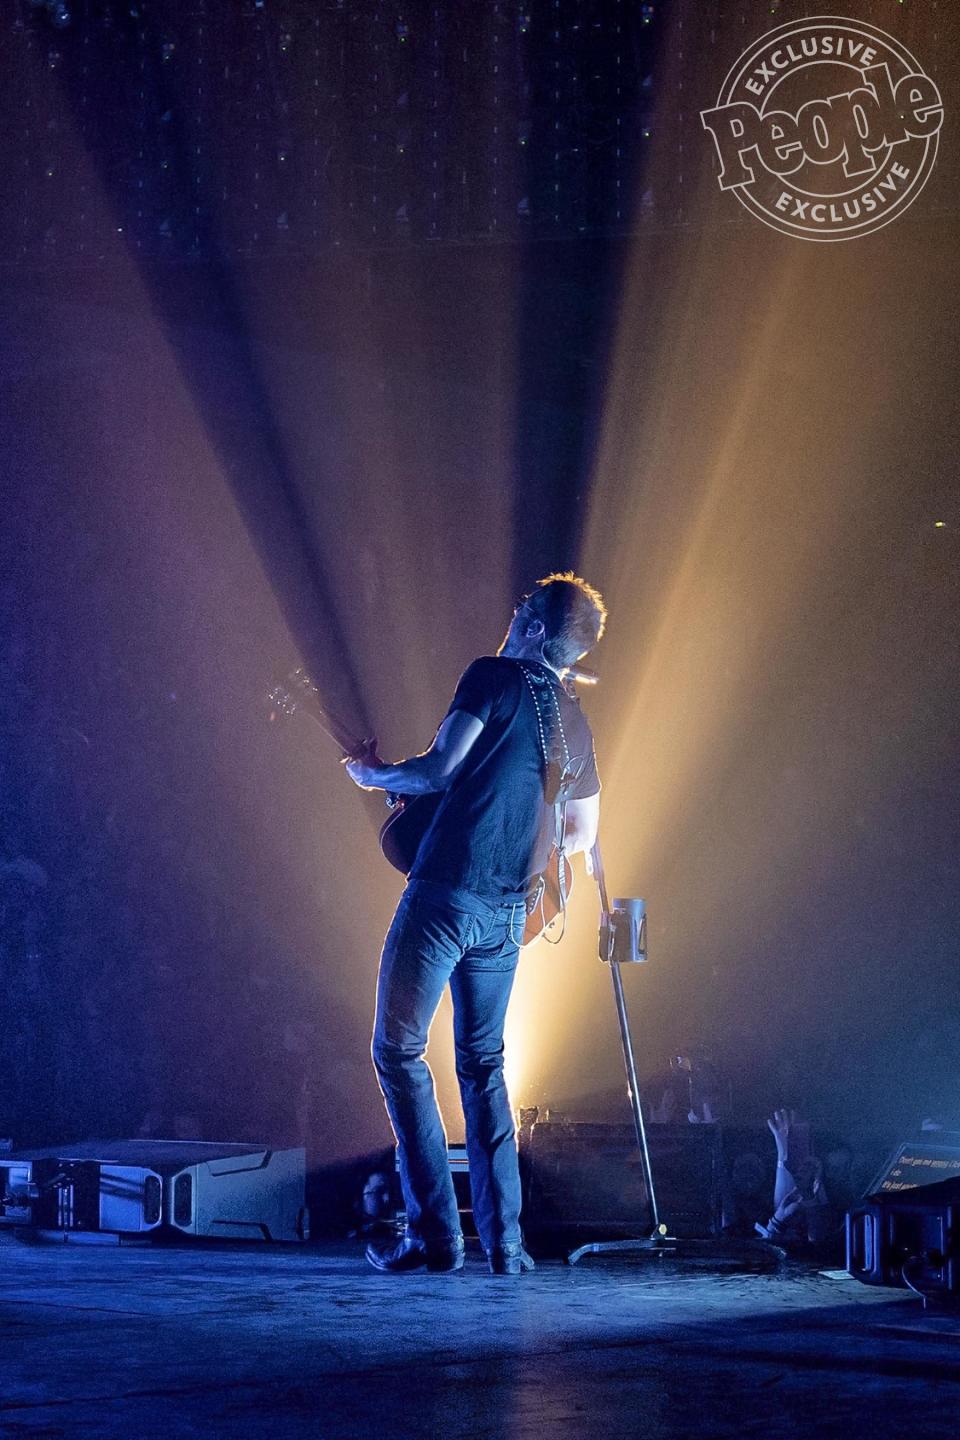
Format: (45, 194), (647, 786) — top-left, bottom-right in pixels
(266, 667), (377, 765)
(267, 667), (318, 721)
(267, 683), (297, 718)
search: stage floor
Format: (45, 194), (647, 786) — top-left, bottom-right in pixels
(1, 1235), (957, 1438)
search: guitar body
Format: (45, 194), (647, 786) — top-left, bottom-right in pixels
(378, 792), (443, 874)
(522, 847), (572, 946)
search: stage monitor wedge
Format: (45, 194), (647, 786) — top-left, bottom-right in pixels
(0, 1140), (308, 1243)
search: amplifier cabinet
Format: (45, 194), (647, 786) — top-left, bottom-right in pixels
(518, 1120), (723, 1240)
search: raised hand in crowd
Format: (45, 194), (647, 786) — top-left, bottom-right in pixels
(767, 1107), (812, 1208)
(760, 1113), (832, 1247)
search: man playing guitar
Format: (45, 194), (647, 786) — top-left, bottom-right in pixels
(345, 572), (605, 1275)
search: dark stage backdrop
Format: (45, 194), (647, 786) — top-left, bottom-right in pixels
(0, 0), (957, 1166)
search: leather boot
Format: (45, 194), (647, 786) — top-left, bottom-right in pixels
(486, 1242), (535, 1275)
(366, 1232), (465, 1273)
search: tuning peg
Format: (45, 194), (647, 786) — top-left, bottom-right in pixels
(290, 666), (315, 692)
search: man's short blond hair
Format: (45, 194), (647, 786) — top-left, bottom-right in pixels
(525, 572), (607, 668)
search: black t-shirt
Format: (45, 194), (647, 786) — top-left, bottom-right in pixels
(409, 655), (600, 900)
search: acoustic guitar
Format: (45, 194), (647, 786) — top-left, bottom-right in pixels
(267, 667), (570, 945)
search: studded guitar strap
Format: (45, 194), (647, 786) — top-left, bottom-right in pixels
(516, 661), (577, 932)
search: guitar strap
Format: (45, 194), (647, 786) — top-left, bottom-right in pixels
(516, 662), (578, 936)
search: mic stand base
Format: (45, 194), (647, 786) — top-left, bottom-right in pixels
(567, 1234), (786, 1267)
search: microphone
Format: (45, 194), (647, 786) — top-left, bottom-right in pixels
(565, 663), (599, 685)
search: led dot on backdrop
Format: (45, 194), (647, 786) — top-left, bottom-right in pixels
(5, 1), (667, 262)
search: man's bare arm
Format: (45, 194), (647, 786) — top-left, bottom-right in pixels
(344, 710), (484, 795)
(561, 792), (600, 858)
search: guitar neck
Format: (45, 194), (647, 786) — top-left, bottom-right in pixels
(269, 671), (378, 763)
(589, 840), (611, 916)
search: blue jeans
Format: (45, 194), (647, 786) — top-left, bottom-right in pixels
(371, 879), (526, 1254)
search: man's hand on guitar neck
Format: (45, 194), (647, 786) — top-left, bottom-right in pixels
(342, 756), (390, 791)
(344, 710), (484, 796)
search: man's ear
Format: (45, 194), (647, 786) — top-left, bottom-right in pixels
(525, 618), (546, 638)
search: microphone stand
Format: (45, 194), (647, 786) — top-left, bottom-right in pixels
(566, 840), (782, 1269)
(567, 839), (666, 1263)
